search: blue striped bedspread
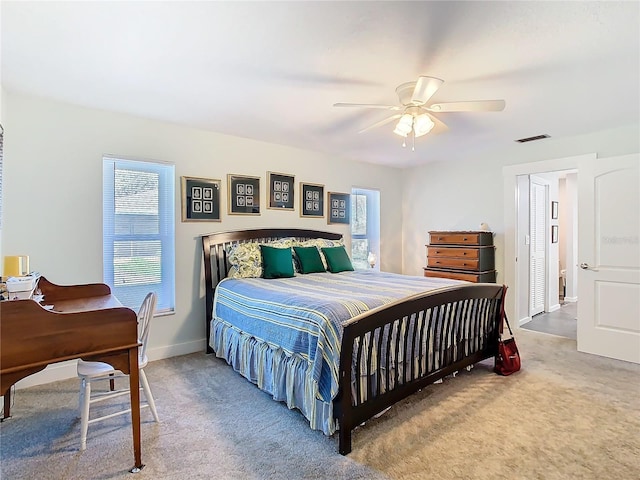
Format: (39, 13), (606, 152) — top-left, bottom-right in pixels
(213, 270), (464, 403)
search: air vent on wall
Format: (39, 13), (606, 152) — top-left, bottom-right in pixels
(515, 134), (550, 143)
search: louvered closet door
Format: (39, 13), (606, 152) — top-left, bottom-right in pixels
(529, 180), (547, 316)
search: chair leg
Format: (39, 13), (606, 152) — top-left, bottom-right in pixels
(80, 378), (91, 450)
(109, 373), (115, 391)
(78, 379), (84, 419)
(139, 369), (159, 422)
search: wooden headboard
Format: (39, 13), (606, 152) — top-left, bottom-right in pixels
(201, 228), (343, 353)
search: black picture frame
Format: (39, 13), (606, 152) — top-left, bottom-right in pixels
(300, 182), (324, 218)
(327, 191), (350, 224)
(181, 176), (221, 222)
(551, 201), (559, 219)
(551, 225), (559, 243)
(228, 174), (260, 215)
(268, 172), (295, 210)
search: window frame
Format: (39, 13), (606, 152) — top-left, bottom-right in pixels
(103, 156), (175, 314)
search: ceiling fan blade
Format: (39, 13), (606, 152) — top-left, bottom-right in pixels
(427, 100), (506, 112)
(358, 114), (402, 134)
(427, 113), (449, 134)
(334, 103), (402, 110)
(411, 76), (444, 105)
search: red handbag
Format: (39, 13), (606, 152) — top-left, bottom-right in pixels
(495, 313), (521, 376)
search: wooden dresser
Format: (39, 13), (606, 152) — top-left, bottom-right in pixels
(424, 231), (496, 283)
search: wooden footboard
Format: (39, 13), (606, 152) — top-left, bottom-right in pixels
(334, 283), (505, 454)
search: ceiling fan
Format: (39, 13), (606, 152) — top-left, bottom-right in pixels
(334, 76), (505, 149)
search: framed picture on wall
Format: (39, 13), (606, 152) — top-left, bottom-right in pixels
(228, 174), (261, 215)
(327, 191), (350, 224)
(267, 172), (295, 210)
(181, 176), (221, 222)
(300, 182), (324, 218)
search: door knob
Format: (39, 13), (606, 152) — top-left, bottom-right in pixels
(580, 263), (590, 270)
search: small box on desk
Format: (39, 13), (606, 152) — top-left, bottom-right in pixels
(5, 276), (39, 300)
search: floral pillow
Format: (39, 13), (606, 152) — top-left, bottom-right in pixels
(227, 242), (263, 279)
(226, 238), (301, 278)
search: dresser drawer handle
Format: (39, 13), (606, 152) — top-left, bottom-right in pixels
(463, 237), (468, 241)
(462, 252), (467, 255)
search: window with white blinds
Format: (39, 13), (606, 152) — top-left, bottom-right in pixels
(103, 157), (175, 314)
(350, 188), (380, 270)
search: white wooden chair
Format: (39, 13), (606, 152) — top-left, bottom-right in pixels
(77, 291), (159, 450)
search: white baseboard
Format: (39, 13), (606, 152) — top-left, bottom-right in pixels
(564, 296), (578, 303)
(519, 316), (532, 326)
(548, 303), (561, 312)
(8, 338), (207, 391)
(147, 338), (206, 362)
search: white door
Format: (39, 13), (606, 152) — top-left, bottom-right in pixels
(577, 153), (640, 364)
(529, 180), (547, 316)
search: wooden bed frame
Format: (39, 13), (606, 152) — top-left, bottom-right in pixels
(202, 228), (506, 455)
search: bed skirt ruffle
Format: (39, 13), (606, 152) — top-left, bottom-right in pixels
(210, 317), (337, 435)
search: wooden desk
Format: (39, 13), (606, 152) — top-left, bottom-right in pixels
(0, 276), (144, 471)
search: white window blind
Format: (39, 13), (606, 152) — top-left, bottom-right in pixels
(103, 157), (175, 313)
(351, 188), (380, 270)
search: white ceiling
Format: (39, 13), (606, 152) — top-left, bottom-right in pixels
(2, 1), (639, 168)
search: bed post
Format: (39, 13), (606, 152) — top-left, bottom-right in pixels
(336, 332), (355, 455)
(202, 235), (215, 354)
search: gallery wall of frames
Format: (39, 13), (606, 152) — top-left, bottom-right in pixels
(181, 171), (349, 224)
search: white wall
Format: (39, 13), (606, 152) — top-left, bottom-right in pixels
(2, 91), (403, 385)
(1, 85), (4, 261)
(402, 124), (640, 319)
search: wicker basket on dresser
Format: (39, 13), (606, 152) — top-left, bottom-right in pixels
(424, 231), (496, 283)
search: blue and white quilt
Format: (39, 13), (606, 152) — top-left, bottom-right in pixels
(212, 270), (463, 404)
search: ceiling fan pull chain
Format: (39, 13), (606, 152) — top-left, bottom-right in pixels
(412, 130), (416, 152)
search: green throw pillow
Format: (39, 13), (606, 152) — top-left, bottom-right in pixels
(293, 246), (326, 274)
(321, 246), (355, 273)
(260, 245), (295, 279)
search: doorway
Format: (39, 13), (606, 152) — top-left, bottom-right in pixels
(519, 171), (578, 340)
(502, 153), (592, 343)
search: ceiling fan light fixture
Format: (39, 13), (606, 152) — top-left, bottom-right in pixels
(393, 114), (413, 137)
(393, 126), (409, 137)
(413, 114), (434, 137)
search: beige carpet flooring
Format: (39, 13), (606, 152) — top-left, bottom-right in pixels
(1, 329), (638, 480)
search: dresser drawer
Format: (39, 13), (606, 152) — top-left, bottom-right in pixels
(424, 268), (496, 283)
(427, 246), (479, 259)
(427, 246), (495, 270)
(429, 231), (493, 246)
(427, 256), (478, 270)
